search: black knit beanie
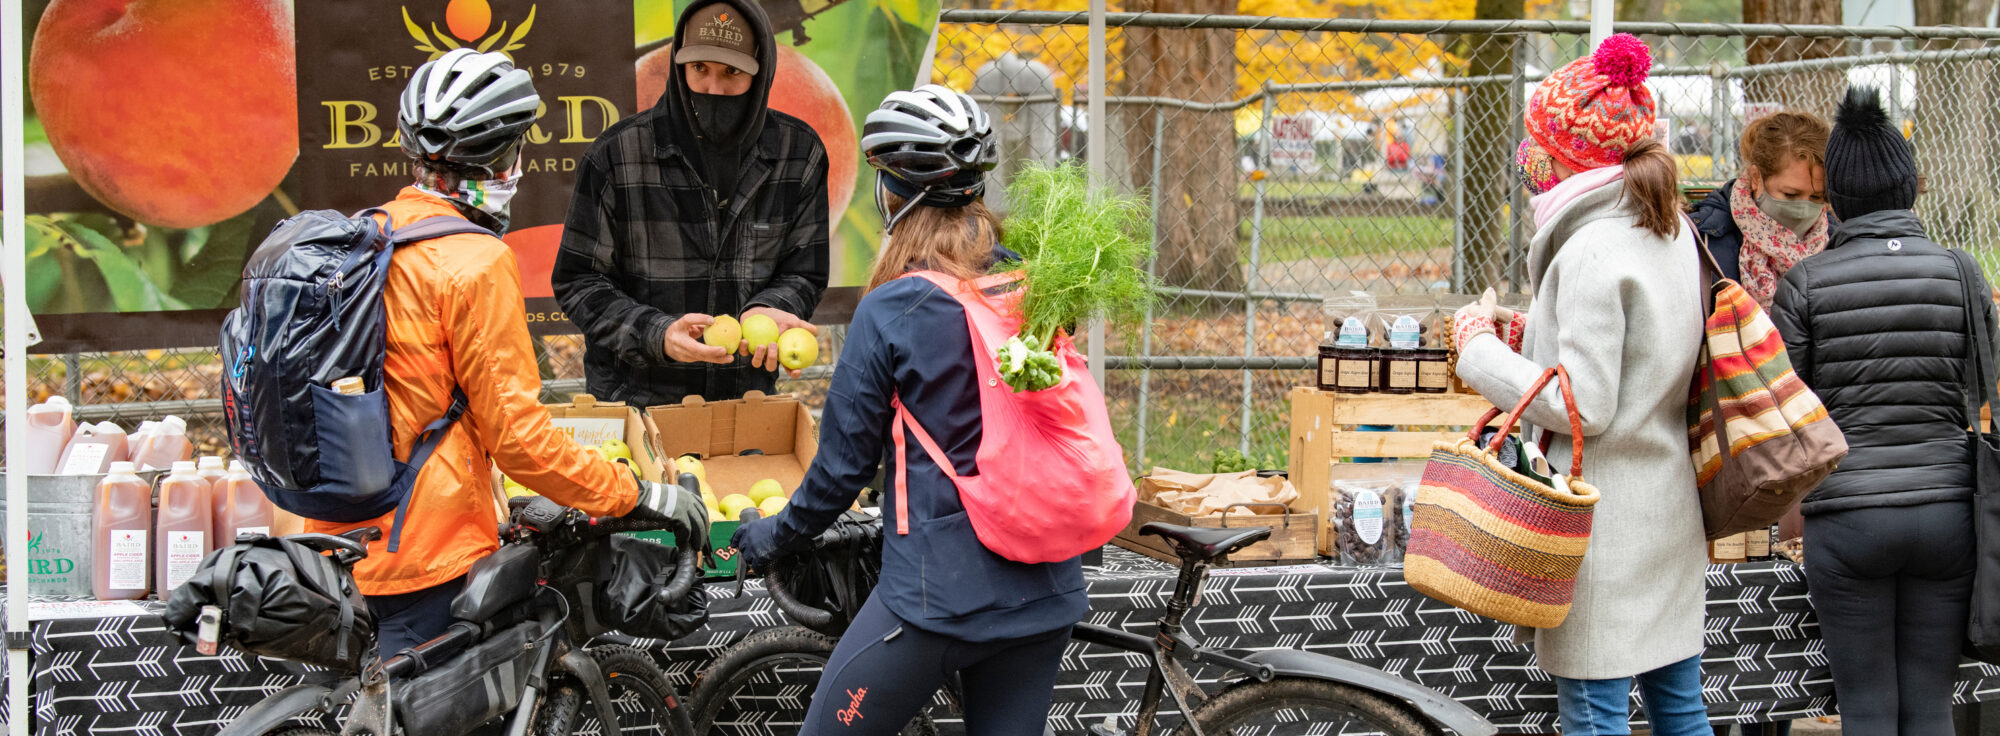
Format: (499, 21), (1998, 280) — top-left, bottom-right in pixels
(1824, 86), (1918, 221)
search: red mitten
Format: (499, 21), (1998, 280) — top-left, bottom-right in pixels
(1499, 311), (1527, 353)
(1452, 302), (1497, 349)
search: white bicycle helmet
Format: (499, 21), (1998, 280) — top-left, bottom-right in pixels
(862, 85), (997, 231)
(864, 85), (997, 191)
(398, 49), (541, 176)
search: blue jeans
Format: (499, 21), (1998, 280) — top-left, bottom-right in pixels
(1553, 654), (1709, 736)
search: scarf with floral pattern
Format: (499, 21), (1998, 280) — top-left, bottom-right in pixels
(1732, 182), (1829, 307)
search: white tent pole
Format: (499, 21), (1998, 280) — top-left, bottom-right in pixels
(4, 0), (33, 731)
(1086, 0), (1108, 388)
(1590, 0), (1614, 46)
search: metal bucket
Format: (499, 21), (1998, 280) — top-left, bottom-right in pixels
(0, 471), (163, 597)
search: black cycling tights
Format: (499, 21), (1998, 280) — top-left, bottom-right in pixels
(802, 593), (1071, 736)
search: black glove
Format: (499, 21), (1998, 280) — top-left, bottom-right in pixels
(633, 473), (710, 553)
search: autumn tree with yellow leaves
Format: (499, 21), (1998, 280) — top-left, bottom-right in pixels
(933, 0), (1553, 291)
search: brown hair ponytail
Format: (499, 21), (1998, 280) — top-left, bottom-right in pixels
(864, 193), (1005, 294)
(1620, 138), (1681, 239)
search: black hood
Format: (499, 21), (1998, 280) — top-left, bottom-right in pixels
(659, 0), (777, 154)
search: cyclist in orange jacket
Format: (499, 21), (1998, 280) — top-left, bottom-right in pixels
(313, 49), (707, 656)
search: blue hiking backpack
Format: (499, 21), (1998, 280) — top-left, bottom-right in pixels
(220, 209), (494, 552)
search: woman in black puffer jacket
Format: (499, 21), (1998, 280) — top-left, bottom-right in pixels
(1770, 86), (1996, 736)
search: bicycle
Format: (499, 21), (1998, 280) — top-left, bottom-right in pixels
(692, 511), (1497, 736)
(218, 492), (707, 736)
(1067, 522), (1495, 736)
(688, 510), (954, 735)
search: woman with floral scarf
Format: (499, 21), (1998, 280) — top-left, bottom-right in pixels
(1690, 111), (1832, 307)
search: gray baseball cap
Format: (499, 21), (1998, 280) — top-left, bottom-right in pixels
(675, 3), (760, 75)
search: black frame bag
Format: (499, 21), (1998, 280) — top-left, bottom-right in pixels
(163, 534), (375, 672)
(1955, 249), (2000, 662)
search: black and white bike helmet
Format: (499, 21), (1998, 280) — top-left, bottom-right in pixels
(862, 85), (997, 231)
(398, 49), (541, 176)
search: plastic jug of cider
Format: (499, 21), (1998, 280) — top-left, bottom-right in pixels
(92, 462), (153, 600)
(154, 461), (215, 597)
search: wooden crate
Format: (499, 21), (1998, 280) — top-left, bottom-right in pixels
(1287, 388), (1498, 555)
(1113, 500), (1319, 566)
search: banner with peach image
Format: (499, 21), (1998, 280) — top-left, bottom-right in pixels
(8, 0), (937, 352)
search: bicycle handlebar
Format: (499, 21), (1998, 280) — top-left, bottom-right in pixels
(506, 493), (705, 614)
(732, 508), (878, 632)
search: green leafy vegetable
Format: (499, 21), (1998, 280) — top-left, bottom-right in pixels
(995, 163), (1156, 392)
(1212, 448), (1253, 474)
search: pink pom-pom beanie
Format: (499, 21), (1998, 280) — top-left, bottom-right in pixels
(1525, 33), (1658, 173)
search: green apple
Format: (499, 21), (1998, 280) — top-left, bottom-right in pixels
(720, 494), (757, 519)
(778, 328), (819, 370)
(598, 438), (633, 463)
(741, 313), (782, 352)
(748, 478), (785, 504)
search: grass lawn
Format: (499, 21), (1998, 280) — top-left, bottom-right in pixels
(1105, 374), (1293, 474)
(1240, 215), (1453, 263)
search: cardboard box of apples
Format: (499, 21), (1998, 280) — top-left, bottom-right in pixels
(498, 394), (667, 501)
(644, 391), (819, 577)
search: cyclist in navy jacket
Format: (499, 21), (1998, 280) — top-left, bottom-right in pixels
(731, 86), (1085, 735)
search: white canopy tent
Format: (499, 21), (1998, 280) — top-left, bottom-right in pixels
(0, 1), (1619, 733)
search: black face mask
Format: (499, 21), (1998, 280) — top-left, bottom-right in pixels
(688, 91), (752, 146)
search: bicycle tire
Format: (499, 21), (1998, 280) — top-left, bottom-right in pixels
(536, 645), (695, 736)
(1180, 677), (1443, 736)
(688, 626), (939, 736)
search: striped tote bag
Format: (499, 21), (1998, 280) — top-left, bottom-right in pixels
(1408, 366), (1599, 629)
(1686, 247), (1846, 540)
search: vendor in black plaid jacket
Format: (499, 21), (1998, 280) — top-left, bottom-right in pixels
(554, 0), (829, 407)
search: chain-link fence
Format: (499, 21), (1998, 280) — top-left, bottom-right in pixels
(936, 11), (2000, 474)
(11, 13), (2000, 479)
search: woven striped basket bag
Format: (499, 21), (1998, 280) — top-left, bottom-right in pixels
(1685, 235), (1846, 540)
(1407, 366), (1599, 629)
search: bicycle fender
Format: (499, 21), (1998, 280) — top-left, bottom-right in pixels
(1239, 649), (1497, 736)
(214, 683), (336, 736)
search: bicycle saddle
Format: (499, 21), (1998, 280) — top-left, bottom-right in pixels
(1141, 522), (1271, 563)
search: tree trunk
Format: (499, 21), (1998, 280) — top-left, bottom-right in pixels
(1119, 0), (1244, 294)
(1912, 0), (1997, 248)
(1740, 0), (1842, 118)
(1454, 0), (1524, 293)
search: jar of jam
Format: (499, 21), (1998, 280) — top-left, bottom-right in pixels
(1414, 349), (1452, 394)
(1320, 345), (1378, 394)
(1377, 350), (1420, 394)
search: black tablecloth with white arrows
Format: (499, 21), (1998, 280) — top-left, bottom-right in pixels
(16, 550), (2000, 735)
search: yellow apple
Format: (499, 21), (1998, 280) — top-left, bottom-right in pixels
(674, 455), (708, 485)
(778, 328), (819, 370)
(598, 439), (633, 463)
(704, 315), (743, 352)
(741, 313), (782, 352)
(759, 495), (788, 516)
